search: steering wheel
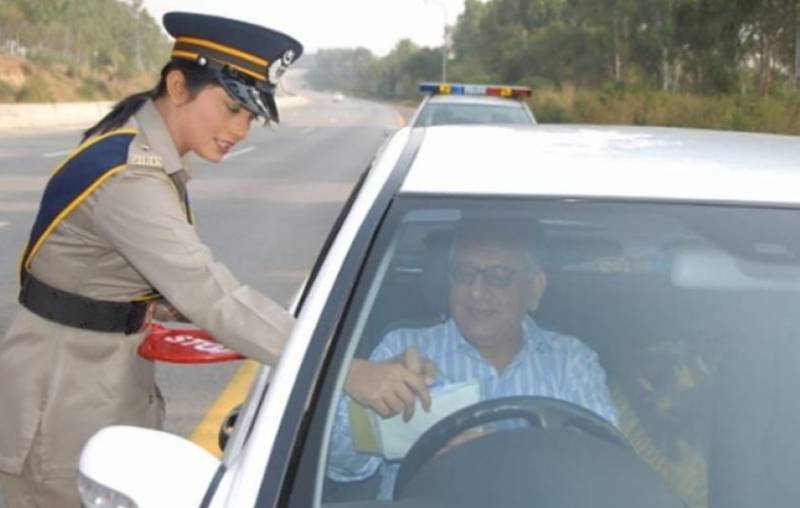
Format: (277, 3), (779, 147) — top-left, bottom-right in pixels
(394, 396), (630, 499)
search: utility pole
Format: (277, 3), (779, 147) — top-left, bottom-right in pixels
(425, 0), (448, 82)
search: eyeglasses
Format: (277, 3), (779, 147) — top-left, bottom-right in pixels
(449, 262), (531, 289)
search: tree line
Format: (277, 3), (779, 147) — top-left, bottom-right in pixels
(307, 0), (800, 100)
(0, 0), (168, 76)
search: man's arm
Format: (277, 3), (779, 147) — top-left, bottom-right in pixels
(327, 331), (437, 480)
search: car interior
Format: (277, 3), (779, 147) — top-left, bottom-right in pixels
(319, 200), (800, 508)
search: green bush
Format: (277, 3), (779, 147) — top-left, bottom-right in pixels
(15, 77), (54, 102)
(27, 50), (57, 67)
(523, 76), (555, 90)
(0, 81), (16, 101)
(115, 66), (135, 80)
(530, 87), (800, 135)
(532, 98), (570, 123)
(77, 77), (111, 100)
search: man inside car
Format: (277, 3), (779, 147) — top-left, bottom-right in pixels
(327, 217), (618, 499)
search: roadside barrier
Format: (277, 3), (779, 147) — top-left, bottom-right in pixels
(0, 96), (307, 131)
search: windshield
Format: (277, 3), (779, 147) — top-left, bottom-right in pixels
(309, 197), (800, 508)
(414, 103), (532, 126)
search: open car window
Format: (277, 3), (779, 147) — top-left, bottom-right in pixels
(301, 197), (800, 508)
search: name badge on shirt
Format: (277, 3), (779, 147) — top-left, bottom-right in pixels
(129, 153), (163, 168)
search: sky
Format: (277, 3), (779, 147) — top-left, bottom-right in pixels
(139, 0), (466, 57)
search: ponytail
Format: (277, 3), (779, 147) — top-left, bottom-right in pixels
(82, 59), (220, 142)
(82, 90), (154, 141)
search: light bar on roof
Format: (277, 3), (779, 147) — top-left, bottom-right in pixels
(419, 82), (532, 99)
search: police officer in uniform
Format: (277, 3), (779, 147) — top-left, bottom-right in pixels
(0, 13), (302, 507)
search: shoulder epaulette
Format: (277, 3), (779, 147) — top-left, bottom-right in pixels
(19, 128), (138, 281)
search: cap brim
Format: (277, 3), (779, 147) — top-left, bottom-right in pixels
(264, 94), (279, 123)
(217, 72), (279, 123)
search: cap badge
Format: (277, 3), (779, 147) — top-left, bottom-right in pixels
(268, 49), (295, 84)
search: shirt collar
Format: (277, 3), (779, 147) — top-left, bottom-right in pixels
(133, 99), (193, 178)
(521, 316), (548, 353)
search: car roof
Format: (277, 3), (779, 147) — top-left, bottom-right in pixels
(422, 94), (526, 108)
(398, 124), (800, 206)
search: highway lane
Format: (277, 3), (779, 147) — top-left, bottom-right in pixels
(0, 90), (408, 504)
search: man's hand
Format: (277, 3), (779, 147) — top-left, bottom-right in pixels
(345, 347), (437, 421)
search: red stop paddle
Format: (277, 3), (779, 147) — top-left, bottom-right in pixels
(138, 323), (245, 363)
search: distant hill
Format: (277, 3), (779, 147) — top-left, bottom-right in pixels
(0, 0), (169, 102)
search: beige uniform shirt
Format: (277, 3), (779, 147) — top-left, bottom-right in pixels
(0, 99), (294, 476)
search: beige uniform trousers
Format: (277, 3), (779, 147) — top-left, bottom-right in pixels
(0, 308), (164, 508)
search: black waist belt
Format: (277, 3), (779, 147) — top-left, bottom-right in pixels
(19, 274), (149, 334)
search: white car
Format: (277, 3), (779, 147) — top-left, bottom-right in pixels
(79, 124), (800, 508)
(410, 82), (536, 126)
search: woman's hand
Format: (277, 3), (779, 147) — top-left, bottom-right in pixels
(345, 348), (437, 421)
(152, 301), (189, 323)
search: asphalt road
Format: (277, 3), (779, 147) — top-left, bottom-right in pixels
(0, 89), (409, 505)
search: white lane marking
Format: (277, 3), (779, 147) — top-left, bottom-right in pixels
(223, 146), (256, 160)
(300, 127), (315, 135)
(42, 149), (72, 159)
(0, 221), (9, 229)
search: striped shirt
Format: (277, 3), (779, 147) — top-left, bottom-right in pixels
(327, 317), (618, 499)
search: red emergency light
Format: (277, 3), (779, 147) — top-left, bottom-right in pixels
(485, 85), (532, 98)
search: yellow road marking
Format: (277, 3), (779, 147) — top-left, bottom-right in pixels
(190, 360), (259, 457)
(396, 112), (407, 127)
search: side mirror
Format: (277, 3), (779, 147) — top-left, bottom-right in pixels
(79, 426), (221, 508)
(218, 404), (241, 451)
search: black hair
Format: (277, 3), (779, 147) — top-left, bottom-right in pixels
(452, 216), (548, 271)
(82, 58), (220, 141)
